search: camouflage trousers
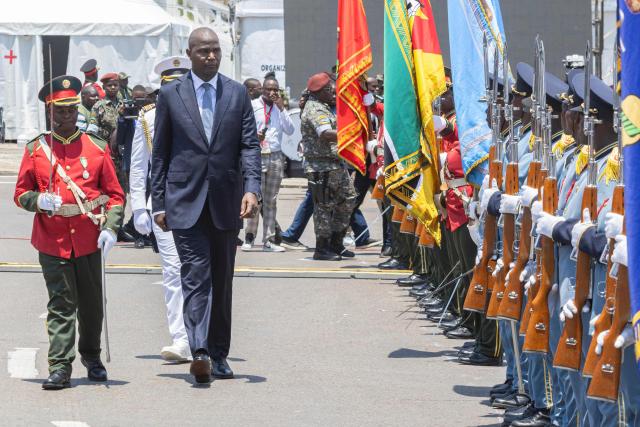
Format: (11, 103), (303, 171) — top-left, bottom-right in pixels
(307, 167), (357, 239)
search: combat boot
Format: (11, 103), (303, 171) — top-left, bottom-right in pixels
(330, 232), (355, 258)
(313, 237), (342, 261)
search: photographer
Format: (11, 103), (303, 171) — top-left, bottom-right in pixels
(242, 76), (295, 252)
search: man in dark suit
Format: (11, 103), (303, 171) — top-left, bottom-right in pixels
(151, 27), (261, 384)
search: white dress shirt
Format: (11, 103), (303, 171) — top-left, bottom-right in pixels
(191, 71), (219, 121)
(252, 96), (295, 153)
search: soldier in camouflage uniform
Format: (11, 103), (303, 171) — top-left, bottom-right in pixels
(301, 73), (357, 261)
(88, 72), (127, 193)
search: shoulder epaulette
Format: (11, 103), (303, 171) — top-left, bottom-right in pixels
(26, 133), (46, 155)
(85, 132), (108, 152)
(142, 103), (156, 113)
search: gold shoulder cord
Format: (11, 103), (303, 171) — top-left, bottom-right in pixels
(141, 114), (152, 152)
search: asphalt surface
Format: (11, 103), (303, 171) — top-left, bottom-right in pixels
(0, 174), (504, 426)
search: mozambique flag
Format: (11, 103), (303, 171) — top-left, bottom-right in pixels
(619, 0), (640, 375)
(336, 0), (373, 174)
(384, 0), (445, 244)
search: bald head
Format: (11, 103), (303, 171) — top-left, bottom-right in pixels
(186, 27), (222, 81)
(81, 85), (99, 110)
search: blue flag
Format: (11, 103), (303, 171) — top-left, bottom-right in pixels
(619, 0), (640, 374)
(447, 0), (507, 186)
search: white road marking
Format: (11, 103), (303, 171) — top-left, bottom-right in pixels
(7, 347), (38, 379)
(51, 422), (91, 427)
(39, 312), (48, 319)
(151, 280), (163, 285)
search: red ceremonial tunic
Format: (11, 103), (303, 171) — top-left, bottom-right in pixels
(441, 118), (472, 232)
(14, 131), (124, 259)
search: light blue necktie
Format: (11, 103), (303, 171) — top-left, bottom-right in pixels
(201, 82), (214, 144)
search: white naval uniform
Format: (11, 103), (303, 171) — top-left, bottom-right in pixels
(130, 105), (188, 347)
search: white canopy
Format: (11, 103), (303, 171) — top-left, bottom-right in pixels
(0, 0), (192, 143)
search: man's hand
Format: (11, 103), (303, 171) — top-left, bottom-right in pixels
(275, 93), (285, 111)
(154, 213), (168, 232)
(240, 192), (259, 219)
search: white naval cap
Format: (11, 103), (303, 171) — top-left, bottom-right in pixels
(154, 56), (192, 83)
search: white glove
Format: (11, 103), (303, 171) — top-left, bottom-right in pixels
(433, 115), (447, 133)
(604, 212), (624, 239)
(468, 222), (482, 247)
(531, 200), (543, 225)
(133, 209), (153, 235)
(97, 229), (117, 256)
(536, 212), (564, 239)
(475, 249), (483, 266)
(570, 208), (595, 249)
(37, 193), (62, 212)
(589, 313), (600, 330)
(376, 167), (384, 179)
(500, 194), (521, 215)
(520, 185), (538, 207)
(480, 174), (490, 193)
(480, 179), (499, 214)
(520, 262), (535, 284)
(492, 258), (504, 277)
(524, 274), (535, 292)
(595, 325), (634, 355)
(560, 299), (578, 322)
(363, 92), (375, 107)
(611, 235), (628, 267)
(366, 139), (378, 154)
(504, 262), (515, 283)
(439, 152), (447, 166)
(468, 200), (480, 221)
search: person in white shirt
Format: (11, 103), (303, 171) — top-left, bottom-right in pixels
(129, 56), (192, 362)
(243, 77), (295, 252)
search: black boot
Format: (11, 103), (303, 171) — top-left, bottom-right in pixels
(42, 370), (71, 390)
(330, 232), (354, 258)
(313, 237), (342, 261)
(81, 356), (107, 382)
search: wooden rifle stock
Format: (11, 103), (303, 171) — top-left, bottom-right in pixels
(583, 184), (624, 377)
(371, 175), (385, 201)
(400, 212), (417, 234)
(391, 205), (404, 223)
(487, 162), (518, 319)
(587, 254), (628, 402)
(523, 173), (557, 353)
(519, 161), (543, 335)
(464, 147), (501, 313)
(554, 185), (597, 370)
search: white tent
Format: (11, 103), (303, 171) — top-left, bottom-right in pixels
(0, 0), (192, 143)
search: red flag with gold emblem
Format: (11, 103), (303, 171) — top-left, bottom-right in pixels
(336, 0), (373, 174)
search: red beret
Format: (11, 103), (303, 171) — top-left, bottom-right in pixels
(100, 72), (119, 84)
(307, 72), (331, 92)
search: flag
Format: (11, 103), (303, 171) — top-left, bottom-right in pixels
(619, 0), (640, 375)
(336, 0), (373, 174)
(447, 0), (507, 186)
(383, 0), (446, 244)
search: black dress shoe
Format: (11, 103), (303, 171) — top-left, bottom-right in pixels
(491, 379), (513, 395)
(425, 305), (445, 316)
(378, 258), (404, 269)
(427, 311), (457, 323)
(212, 358), (234, 379)
(134, 237), (145, 249)
(412, 283), (429, 291)
(117, 228), (136, 243)
(492, 392), (531, 410)
(457, 347), (474, 357)
(410, 288), (431, 298)
(190, 352), (212, 384)
(42, 370), (71, 390)
(396, 273), (428, 287)
(444, 326), (474, 339)
(503, 404), (537, 424)
(81, 357), (107, 382)
(438, 319), (460, 331)
(418, 296), (441, 308)
(511, 409), (551, 427)
(458, 351), (502, 366)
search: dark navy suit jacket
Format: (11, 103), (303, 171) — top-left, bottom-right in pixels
(150, 72), (261, 230)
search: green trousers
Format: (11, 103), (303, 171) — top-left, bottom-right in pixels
(39, 251), (103, 374)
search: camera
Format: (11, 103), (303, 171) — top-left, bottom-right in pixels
(121, 97), (146, 120)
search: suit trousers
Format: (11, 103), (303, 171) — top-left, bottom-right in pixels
(172, 204), (237, 359)
(152, 221), (188, 346)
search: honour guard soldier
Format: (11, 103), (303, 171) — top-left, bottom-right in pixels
(80, 59), (106, 99)
(301, 72), (357, 260)
(129, 56), (192, 362)
(14, 76), (124, 389)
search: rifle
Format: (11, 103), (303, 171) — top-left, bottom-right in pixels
(519, 36), (545, 335)
(586, 47), (627, 400)
(488, 42), (516, 319)
(554, 42), (598, 371)
(463, 34), (501, 313)
(371, 175), (385, 200)
(524, 38), (557, 354)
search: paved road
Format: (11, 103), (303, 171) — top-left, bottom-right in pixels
(0, 175), (504, 426)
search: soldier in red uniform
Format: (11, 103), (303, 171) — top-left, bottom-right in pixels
(14, 75), (124, 390)
(80, 59), (106, 99)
